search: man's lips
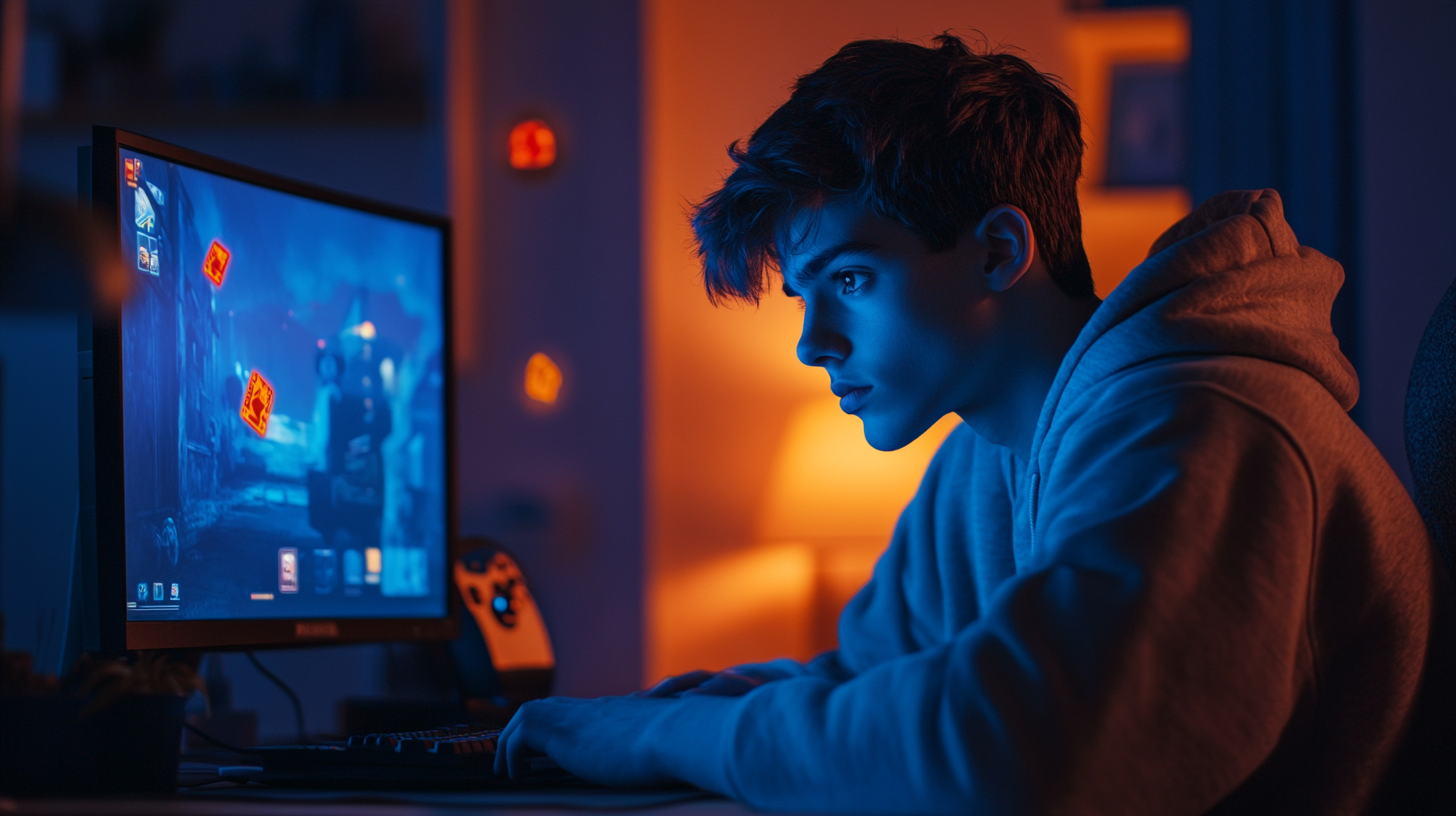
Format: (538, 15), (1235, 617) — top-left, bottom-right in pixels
(835, 385), (872, 413)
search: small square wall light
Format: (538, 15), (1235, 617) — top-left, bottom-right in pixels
(524, 352), (563, 406)
(509, 119), (557, 170)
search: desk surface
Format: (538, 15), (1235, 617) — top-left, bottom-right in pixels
(3, 786), (773, 815)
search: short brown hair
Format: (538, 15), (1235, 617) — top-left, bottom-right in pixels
(691, 34), (1093, 304)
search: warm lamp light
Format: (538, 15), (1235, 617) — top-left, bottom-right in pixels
(757, 398), (961, 653)
(524, 352), (563, 404)
(757, 397), (960, 543)
(649, 402), (958, 675)
(509, 119), (557, 170)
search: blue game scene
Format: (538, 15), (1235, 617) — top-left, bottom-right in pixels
(118, 148), (447, 622)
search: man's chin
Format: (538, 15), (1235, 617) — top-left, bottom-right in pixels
(857, 415), (921, 452)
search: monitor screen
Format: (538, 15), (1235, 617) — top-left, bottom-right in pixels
(113, 145), (449, 626)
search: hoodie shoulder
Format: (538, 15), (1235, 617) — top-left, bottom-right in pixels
(1148, 189), (1298, 259)
(1032, 189), (1357, 468)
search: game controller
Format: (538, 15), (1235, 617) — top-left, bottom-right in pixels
(454, 547), (554, 672)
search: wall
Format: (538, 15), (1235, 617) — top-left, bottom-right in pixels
(451, 0), (644, 698)
(0, 312), (78, 674)
(1065, 8), (1191, 296)
(1356, 0), (1456, 487)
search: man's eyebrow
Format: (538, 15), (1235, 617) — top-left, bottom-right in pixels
(786, 241), (879, 288)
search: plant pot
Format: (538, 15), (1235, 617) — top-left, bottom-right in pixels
(0, 692), (186, 795)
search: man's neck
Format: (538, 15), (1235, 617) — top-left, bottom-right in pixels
(961, 285), (1100, 461)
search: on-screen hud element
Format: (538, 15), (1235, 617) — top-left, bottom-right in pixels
(240, 370), (276, 436)
(203, 239), (231, 287)
(136, 232), (159, 275)
(279, 548), (299, 593)
(134, 187), (155, 230)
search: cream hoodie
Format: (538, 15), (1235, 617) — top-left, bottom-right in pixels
(648, 190), (1455, 814)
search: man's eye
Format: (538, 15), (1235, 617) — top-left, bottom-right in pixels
(838, 271), (866, 294)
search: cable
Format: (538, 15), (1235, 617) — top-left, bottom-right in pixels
(245, 651), (306, 743)
(183, 722), (261, 755)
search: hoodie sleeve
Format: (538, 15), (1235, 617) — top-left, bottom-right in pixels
(715, 427), (1020, 685)
(644, 383), (1317, 815)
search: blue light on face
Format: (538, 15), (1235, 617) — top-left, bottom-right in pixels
(492, 596), (509, 613)
(781, 198), (989, 453)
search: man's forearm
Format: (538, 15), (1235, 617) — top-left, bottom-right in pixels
(642, 693), (742, 794)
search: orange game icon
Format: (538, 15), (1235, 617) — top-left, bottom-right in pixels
(240, 370), (275, 437)
(203, 240), (231, 287)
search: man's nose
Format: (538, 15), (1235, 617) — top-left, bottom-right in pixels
(796, 301), (847, 367)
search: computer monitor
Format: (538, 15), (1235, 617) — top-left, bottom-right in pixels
(81, 127), (457, 652)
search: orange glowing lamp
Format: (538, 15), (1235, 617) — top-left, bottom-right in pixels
(509, 119), (557, 170)
(240, 370), (275, 437)
(524, 352), (562, 405)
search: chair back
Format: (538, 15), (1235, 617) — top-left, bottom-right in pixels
(1406, 274), (1456, 574)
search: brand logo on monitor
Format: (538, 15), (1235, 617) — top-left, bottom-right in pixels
(295, 621), (339, 639)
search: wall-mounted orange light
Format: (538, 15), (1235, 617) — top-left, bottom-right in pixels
(509, 119), (557, 170)
(524, 352), (563, 405)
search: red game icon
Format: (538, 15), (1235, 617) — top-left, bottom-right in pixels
(240, 370), (275, 437)
(203, 240), (231, 287)
(124, 158), (140, 188)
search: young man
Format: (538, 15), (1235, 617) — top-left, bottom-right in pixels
(496, 35), (1454, 813)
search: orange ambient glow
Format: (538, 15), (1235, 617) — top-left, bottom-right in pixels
(524, 352), (563, 404)
(509, 119), (557, 169)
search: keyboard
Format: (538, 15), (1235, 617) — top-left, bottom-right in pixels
(250, 724), (579, 789)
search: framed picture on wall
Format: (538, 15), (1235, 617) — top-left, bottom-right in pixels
(1105, 61), (1185, 187)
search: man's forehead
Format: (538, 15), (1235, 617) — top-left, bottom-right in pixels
(782, 199), (874, 259)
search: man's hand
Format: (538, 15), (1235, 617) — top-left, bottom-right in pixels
(637, 661), (805, 698)
(636, 668), (768, 698)
(494, 695), (680, 786)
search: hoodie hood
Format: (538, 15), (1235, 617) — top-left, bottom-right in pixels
(1031, 189), (1357, 460)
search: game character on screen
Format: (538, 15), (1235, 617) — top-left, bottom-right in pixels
(493, 34), (1454, 813)
(153, 516), (178, 571)
(308, 347), (346, 544)
(307, 331), (393, 554)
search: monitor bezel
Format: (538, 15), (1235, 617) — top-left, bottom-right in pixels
(88, 126), (460, 652)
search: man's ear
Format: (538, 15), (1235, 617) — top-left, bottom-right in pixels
(974, 205), (1036, 293)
